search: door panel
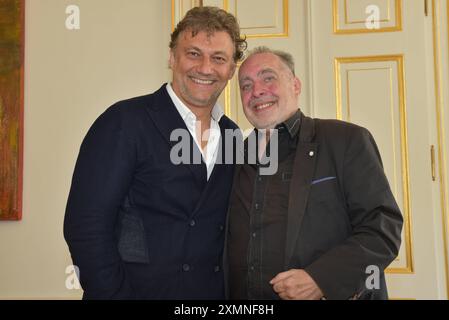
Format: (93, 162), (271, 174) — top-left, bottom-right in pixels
(170, 0), (449, 299)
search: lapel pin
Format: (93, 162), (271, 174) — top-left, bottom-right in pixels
(309, 151), (315, 157)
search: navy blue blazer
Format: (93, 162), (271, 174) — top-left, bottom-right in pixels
(64, 84), (238, 299)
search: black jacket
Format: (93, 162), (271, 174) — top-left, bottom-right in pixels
(64, 84), (238, 299)
(226, 112), (403, 300)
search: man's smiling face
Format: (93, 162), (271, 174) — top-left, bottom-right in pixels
(239, 52), (301, 129)
(169, 30), (236, 112)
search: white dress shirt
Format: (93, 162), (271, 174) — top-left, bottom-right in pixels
(166, 83), (223, 180)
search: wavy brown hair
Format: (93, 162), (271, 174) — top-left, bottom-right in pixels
(169, 6), (247, 63)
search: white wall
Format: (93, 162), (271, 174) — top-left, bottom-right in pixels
(0, 0), (170, 299)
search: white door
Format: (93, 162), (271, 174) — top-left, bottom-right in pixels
(307, 0), (448, 299)
(171, 0), (449, 299)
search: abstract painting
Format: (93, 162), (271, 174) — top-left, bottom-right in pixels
(0, 0), (24, 220)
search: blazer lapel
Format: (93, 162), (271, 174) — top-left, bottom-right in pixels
(284, 113), (318, 268)
(144, 84), (206, 187)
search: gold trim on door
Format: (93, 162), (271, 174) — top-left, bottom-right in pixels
(335, 55), (414, 274)
(344, 0), (392, 24)
(432, 0), (449, 298)
(236, 0), (289, 38)
(333, 0), (403, 34)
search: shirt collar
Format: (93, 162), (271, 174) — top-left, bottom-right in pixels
(166, 83), (224, 122)
(276, 110), (301, 138)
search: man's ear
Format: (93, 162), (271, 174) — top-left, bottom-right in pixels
(168, 50), (175, 69)
(228, 62), (237, 80)
(294, 77), (302, 96)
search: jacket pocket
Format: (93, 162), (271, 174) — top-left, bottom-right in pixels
(309, 178), (340, 203)
(117, 211), (150, 264)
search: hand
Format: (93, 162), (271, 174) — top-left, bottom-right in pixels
(270, 269), (324, 300)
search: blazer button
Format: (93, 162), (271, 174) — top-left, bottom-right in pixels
(214, 266), (220, 272)
(190, 220), (196, 227)
(219, 225), (224, 231)
(182, 264), (190, 272)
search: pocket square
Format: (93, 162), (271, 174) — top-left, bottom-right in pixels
(311, 176), (336, 185)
